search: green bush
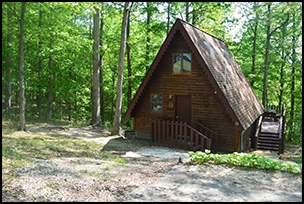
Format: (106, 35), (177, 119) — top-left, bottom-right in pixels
(188, 149), (302, 174)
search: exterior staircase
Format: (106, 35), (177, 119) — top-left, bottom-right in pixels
(255, 105), (287, 154)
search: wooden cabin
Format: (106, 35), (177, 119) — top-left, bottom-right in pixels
(124, 19), (265, 153)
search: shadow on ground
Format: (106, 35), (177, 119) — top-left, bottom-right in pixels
(101, 137), (151, 154)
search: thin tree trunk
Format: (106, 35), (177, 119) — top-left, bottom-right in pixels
(250, 3), (259, 88)
(167, 2), (170, 34)
(111, 2), (132, 135)
(5, 8), (13, 115)
(127, 12), (132, 104)
(278, 23), (287, 114)
(289, 13), (296, 139)
(19, 2), (26, 131)
(100, 2), (104, 121)
(91, 7), (101, 126)
(46, 36), (54, 122)
(185, 2), (189, 22)
(145, 2), (151, 72)
(37, 4), (43, 119)
(192, 6), (196, 25)
(262, 4), (271, 107)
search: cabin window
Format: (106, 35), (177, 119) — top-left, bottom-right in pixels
(172, 53), (192, 73)
(150, 94), (162, 113)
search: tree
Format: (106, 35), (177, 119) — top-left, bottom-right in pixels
(91, 6), (101, 126)
(262, 3), (289, 106)
(249, 2), (260, 88)
(5, 7), (13, 115)
(111, 2), (132, 135)
(100, 2), (105, 121)
(145, 2), (151, 72)
(18, 2), (26, 131)
(46, 36), (54, 122)
(126, 11), (132, 104)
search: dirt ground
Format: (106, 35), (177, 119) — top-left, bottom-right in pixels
(2, 125), (302, 202)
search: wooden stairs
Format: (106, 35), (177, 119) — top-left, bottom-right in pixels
(255, 105), (287, 154)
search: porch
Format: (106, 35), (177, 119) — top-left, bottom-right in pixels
(151, 117), (219, 152)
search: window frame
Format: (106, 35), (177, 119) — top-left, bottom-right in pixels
(172, 53), (192, 74)
(150, 93), (163, 113)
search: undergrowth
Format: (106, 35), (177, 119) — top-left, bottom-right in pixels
(188, 149), (302, 174)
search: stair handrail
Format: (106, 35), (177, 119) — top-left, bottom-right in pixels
(186, 123), (212, 143)
(278, 117), (283, 139)
(282, 106), (287, 135)
(255, 115), (263, 138)
(194, 121), (219, 136)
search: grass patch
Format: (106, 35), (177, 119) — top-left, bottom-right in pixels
(188, 150), (302, 174)
(2, 124), (127, 182)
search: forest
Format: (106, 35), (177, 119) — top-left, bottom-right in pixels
(2, 2), (302, 143)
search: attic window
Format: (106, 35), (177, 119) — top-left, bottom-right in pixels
(172, 53), (192, 73)
(150, 93), (162, 113)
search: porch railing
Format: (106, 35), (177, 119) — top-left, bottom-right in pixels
(151, 119), (211, 151)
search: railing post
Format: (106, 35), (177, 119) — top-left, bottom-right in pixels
(175, 121), (178, 147)
(195, 132), (199, 150)
(166, 120), (169, 145)
(184, 122), (188, 149)
(157, 120), (161, 142)
(190, 128), (193, 150)
(201, 134), (205, 151)
(162, 120), (165, 144)
(171, 120), (174, 143)
(151, 120), (154, 143)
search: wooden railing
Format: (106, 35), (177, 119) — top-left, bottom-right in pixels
(254, 115), (263, 150)
(265, 104), (285, 116)
(151, 119), (212, 151)
(194, 121), (219, 152)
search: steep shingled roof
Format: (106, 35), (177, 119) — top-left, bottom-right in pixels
(124, 19), (264, 130)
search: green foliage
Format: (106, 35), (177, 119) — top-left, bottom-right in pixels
(188, 150), (302, 174)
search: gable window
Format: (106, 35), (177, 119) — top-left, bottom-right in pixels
(173, 53), (192, 73)
(150, 93), (162, 113)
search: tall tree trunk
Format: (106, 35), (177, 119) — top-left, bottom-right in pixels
(100, 2), (104, 121)
(278, 22), (287, 114)
(91, 7), (101, 126)
(250, 2), (259, 88)
(167, 2), (170, 34)
(111, 2), (132, 135)
(19, 2), (26, 131)
(289, 13), (296, 139)
(5, 8), (13, 115)
(185, 2), (189, 22)
(262, 4), (271, 107)
(37, 3), (43, 119)
(192, 6), (196, 25)
(46, 37), (54, 122)
(127, 12), (132, 104)
(145, 2), (151, 72)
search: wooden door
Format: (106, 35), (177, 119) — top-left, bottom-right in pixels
(175, 95), (191, 124)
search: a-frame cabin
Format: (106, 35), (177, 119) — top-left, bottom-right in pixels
(124, 19), (264, 153)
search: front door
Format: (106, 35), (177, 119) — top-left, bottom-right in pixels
(175, 95), (191, 124)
